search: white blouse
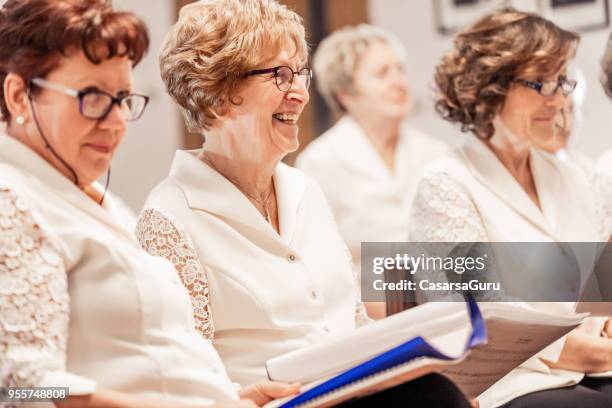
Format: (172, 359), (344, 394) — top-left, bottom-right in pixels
(408, 130), (609, 408)
(136, 150), (370, 386)
(0, 134), (238, 406)
(295, 116), (448, 272)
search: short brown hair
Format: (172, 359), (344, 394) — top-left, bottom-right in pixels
(0, 0), (149, 123)
(159, 0), (308, 133)
(434, 8), (579, 139)
(601, 33), (612, 98)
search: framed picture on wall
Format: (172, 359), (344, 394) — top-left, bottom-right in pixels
(540, 0), (609, 32)
(434, 0), (609, 34)
(434, 0), (540, 34)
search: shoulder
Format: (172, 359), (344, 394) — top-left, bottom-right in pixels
(418, 150), (472, 186)
(402, 125), (450, 152)
(278, 163), (337, 221)
(143, 176), (190, 215)
(0, 182), (64, 264)
(0, 182), (34, 226)
(0, 171), (44, 229)
(411, 154), (480, 216)
(295, 118), (354, 169)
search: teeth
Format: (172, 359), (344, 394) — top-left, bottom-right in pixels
(273, 113), (298, 123)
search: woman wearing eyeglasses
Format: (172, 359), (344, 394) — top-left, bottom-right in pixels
(135, 0), (364, 386)
(134, 1), (472, 406)
(408, 8), (612, 408)
(0, 0), (318, 407)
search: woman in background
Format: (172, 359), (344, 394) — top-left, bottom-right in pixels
(296, 25), (448, 318)
(409, 8), (612, 408)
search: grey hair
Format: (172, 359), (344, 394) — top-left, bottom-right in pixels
(313, 23), (406, 114)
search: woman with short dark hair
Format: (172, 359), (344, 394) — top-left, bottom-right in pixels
(0, 1), (300, 406)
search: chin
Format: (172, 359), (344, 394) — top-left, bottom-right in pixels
(382, 106), (409, 121)
(273, 129), (300, 155)
(82, 163), (111, 184)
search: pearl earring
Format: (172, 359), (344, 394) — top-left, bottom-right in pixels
(15, 115), (25, 125)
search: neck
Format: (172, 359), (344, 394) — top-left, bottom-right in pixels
(486, 118), (531, 176)
(351, 114), (401, 157)
(199, 131), (280, 200)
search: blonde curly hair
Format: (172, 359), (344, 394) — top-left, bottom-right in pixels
(159, 0), (308, 132)
(601, 33), (612, 98)
(434, 8), (579, 139)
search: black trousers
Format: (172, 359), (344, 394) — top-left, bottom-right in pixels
(501, 376), (612, 408)
(340, 373), (471, 408)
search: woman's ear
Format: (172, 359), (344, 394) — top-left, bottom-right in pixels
(335, 89), (353, 113)
(3, 73), (30, 123)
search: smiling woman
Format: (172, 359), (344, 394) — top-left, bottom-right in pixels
(408, 8), (612, 408)
(135, 0), (471, 406)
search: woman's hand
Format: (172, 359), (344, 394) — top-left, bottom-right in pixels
(238, 381), (301, 406)
(603, 317), (612, 338)
(543, 329), (612, 373)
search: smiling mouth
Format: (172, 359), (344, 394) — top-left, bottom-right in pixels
(273, 113), (299, 125)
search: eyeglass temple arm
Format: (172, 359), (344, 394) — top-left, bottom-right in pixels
(30, 78), (79, 98)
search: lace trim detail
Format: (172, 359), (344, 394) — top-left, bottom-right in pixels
(0, 186), (69, 388)
(329, 201), (372, 326)
(592, 172), (612, 241)
(409, 170), (488, 242)
(136, 208), (214, 341)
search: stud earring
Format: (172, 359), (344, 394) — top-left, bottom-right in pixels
(15, 115), (25, 125)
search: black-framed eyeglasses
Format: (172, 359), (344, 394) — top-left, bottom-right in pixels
(28, 78), (150, 121)
(514, 77), (577, 97)
(244, 65), (312, 92)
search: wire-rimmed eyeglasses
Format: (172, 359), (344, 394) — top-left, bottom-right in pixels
(514, 77), (577, 97)
(244, 65), (312, 92)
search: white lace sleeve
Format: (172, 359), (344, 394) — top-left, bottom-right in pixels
(0, 186), (94, 393)
(409, 170), (488, 242)
(135, 208), (214, 341)
(407, 171), (509, 302)
(340, 241), (373, 327)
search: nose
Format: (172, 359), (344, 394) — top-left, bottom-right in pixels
(547, 86), (567, 109)
(394, 70), (409, 91)
(285, 76), (310, 105)
(97, 102), (128, 131)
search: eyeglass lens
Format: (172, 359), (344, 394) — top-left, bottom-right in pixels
(539, 79), (576, 96)
(81, 92), (147, 121)
(275, 67), (311, 91)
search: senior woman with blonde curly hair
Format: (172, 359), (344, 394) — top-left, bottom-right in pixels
(408, 8), (612, 408)
(136, 0), (471, 406)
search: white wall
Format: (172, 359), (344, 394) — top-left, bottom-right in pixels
(368, 0), (612, 158)
(110, 0), (182, 211)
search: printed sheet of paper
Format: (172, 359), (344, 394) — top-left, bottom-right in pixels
(441, 319), (578, 399)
